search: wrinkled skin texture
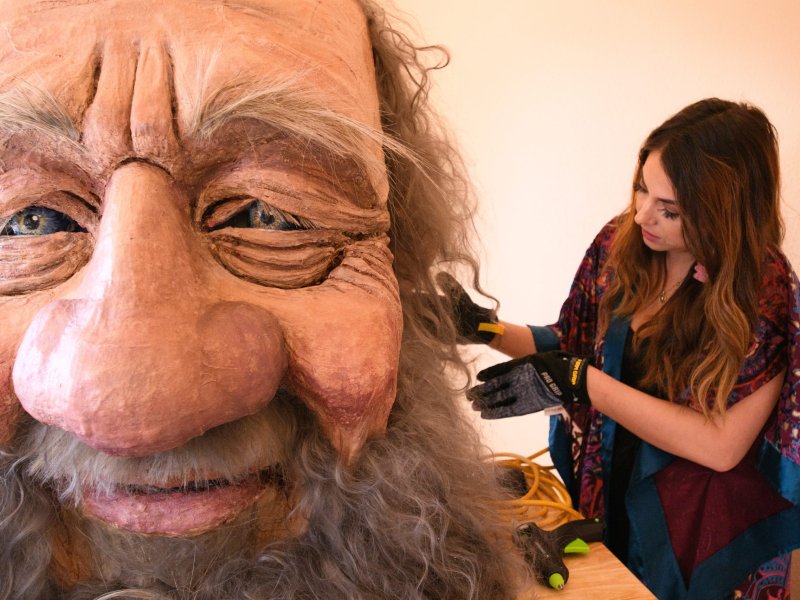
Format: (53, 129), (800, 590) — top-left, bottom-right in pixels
(0, 0), (401, 584)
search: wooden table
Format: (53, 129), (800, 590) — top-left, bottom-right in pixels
(519, 542), (656, 599)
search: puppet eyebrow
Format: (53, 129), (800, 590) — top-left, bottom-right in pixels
(189, 77), (376, 150)
(0, 79), (387, 170)
(0, 79), (401, 208)
(188, 77), (399, 205)
(0, 85), (84, 151)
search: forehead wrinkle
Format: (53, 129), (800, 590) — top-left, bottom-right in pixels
(79, 34), (138, 164)
(130, 40), (179, 160)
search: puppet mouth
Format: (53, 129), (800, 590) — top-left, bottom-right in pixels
(82, 467), (284, 536)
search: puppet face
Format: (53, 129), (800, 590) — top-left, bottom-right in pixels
(0, 0), (400, 548)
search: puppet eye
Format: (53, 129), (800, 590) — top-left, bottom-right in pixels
(206, 200), (314, 232)
(1, 206), (86, 236)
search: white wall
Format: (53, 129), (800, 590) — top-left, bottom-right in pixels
(389, 0), (800, 456)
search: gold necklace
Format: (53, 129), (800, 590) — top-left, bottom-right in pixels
(658, 280), (683, 304)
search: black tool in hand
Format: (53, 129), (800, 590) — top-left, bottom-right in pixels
(516, 518), (605, 590)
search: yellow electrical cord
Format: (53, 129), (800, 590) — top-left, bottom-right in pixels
(490, 448), (583, 529)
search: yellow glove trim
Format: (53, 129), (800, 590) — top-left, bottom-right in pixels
(477, 322), (505, 336)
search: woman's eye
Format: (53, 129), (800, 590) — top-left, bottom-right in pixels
(208, 200), (314, 232)
(1, 206), (86, 236)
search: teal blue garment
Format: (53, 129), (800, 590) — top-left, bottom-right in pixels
(538, 315), (800, 599)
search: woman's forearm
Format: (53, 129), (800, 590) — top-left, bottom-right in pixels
(586, 366), (783, 471)
(489, 321), (537, 358)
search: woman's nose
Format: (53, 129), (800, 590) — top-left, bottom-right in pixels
(13, 162), (287, 456)
(634, 196), (654, 225)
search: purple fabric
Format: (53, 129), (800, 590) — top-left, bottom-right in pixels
(654, 445), (791, 583)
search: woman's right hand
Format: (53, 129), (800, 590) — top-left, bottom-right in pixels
(468, 351), (591, 419)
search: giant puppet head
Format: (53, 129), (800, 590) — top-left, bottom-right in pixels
(0, 1), (528, 598)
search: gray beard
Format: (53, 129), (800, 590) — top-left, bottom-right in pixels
(1, 388), (528, 600)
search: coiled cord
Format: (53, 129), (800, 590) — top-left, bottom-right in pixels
(492, 448), (582, 528)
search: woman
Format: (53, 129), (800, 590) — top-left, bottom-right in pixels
(463, 98), (800, 599)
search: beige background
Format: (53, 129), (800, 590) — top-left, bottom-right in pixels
(390, 0), (800, 455)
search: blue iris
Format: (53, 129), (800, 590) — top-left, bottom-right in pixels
(210, 200), (310, 232)
(1, 206), (85, 236)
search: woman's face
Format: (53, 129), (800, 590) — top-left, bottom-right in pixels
(633, 149), (691, 260)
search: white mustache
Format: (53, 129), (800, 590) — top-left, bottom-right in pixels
(18, 390), (302, 504)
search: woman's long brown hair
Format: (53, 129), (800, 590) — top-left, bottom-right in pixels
(599, 98), (783, 416)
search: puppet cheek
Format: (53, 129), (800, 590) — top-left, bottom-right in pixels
(0, 314), (28, 445)
(285, 295), (401, 462)
(0, 378), (23, 446)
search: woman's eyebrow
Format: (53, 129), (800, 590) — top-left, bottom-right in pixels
(639, 176), (677, 205)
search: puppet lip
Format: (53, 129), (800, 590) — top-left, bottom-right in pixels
(82, 468), (282, 536)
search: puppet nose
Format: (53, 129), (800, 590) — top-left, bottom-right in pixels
(13, 162), (287, 456)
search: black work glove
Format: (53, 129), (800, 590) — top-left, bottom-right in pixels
(434, 272), (502, 344)
(468, 351), (591, 419)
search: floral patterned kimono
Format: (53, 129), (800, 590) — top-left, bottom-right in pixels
(532, 220), (800, 599)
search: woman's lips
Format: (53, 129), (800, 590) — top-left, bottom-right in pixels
(82, 471), (277, 536)
(641, 228), (659, 243)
